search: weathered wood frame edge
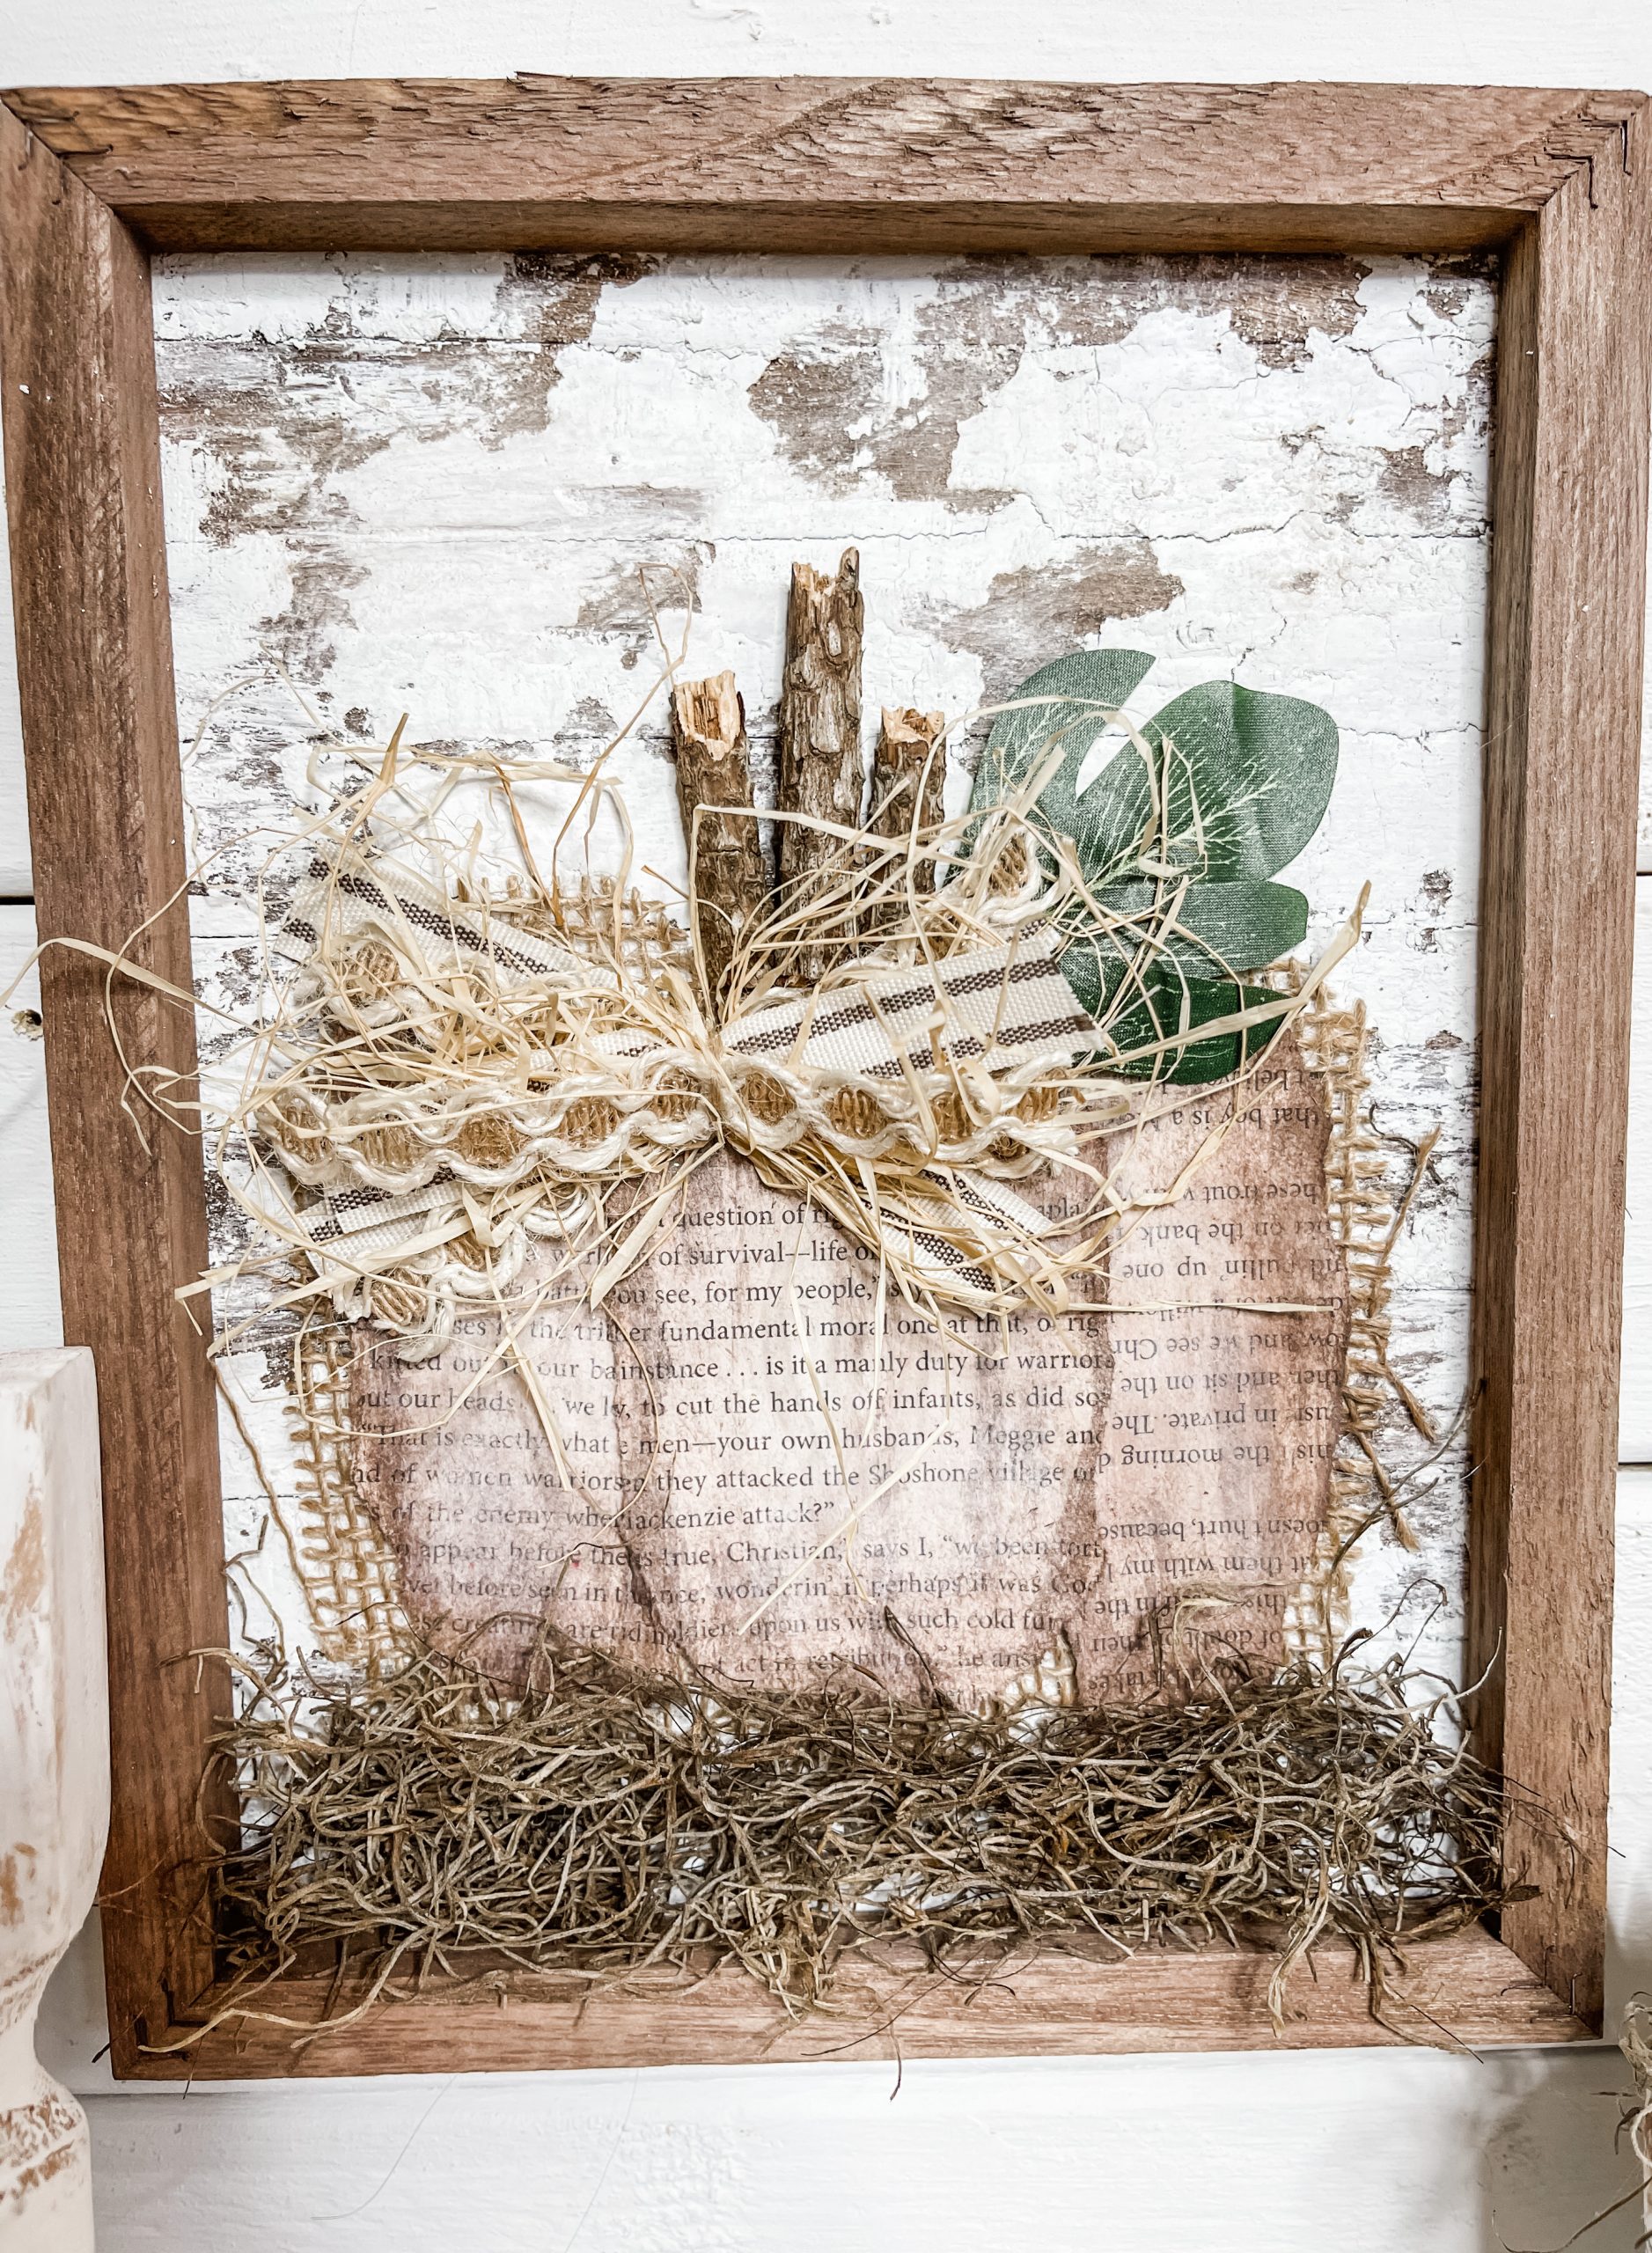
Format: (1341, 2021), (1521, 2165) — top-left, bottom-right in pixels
(0, 77), (1644, 2079)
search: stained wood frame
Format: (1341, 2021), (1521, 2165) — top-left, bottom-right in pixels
(0, 77), (1645, 2079)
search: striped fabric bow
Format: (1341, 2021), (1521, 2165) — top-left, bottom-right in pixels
(253, 847), (1106, 1354)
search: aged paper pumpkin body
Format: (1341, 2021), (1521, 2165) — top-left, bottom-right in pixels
(353, 1031), (1348, 1706)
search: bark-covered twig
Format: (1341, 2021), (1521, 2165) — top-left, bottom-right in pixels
(777, 547), (864, 978)
(865, 705), (945, 930)
(670, 669), (768, 1017)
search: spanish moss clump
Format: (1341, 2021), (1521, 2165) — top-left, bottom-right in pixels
(186, 1628), (1536, 2045)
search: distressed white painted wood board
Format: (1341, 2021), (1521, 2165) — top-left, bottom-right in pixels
(1626, 883), (1652, 1461)
(153, 249), (1492, 1682)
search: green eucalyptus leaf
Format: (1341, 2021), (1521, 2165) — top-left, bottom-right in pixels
(1081, 965), (1288, 1086)
(1136, 680), (1338, 881)
(966, 647), (1335, 1088)
(968, 649), (1156, 836)
(970, 661), (1338, 892)
(1089, 877), (1309, 976)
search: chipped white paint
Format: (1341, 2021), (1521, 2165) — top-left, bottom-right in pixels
(0, 6), (1650, 2250)
(155, 247), (1490, 1682)
(0, 1349), (104, 2252)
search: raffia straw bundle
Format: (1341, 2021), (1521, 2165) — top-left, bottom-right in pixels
(162, 714), (1361, 1369)
(11, 686), (1358, 1369)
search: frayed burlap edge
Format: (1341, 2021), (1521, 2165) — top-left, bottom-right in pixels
(1283, 979), (1439, 1665)
(284, 1327), (410, 1672)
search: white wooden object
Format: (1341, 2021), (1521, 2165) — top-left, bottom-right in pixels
(0, 1351), (105, 2253)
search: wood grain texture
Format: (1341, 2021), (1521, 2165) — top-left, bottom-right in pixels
(0, 106), (230, 2070)
(132, 1927), (1587, 2080)
(778, 549), (863, 980)
(0, 79), (1645, 254)
(670, 670), (768, 1015)
(1467, 135), (1652, 2030)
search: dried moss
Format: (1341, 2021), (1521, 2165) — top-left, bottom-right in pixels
(183, 1624), (1539, 2046)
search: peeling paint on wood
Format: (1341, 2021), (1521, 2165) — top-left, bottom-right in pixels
(155, 248), (1493, 1684)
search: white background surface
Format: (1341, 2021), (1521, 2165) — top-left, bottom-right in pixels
(3, 5), (1652, 2247)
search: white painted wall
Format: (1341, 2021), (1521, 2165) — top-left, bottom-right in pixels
(3, 4), (1652, 2246)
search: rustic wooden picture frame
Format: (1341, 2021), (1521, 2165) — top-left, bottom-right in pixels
(2, 77), (1646, 2079)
